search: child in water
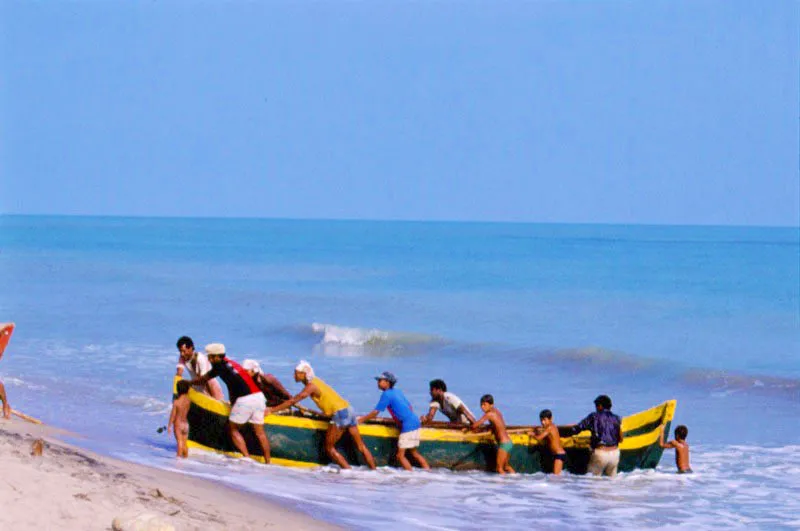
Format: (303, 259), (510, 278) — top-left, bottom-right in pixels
(529, 409), (567, 475)
(168, 380), (191, 458)
(471, 394), (515, 475)
(659, 424), (692, 473)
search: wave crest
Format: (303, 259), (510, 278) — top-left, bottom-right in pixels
(309, 323), (442, 356)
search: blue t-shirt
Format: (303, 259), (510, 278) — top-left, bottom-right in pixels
(374, 388), (421, 433)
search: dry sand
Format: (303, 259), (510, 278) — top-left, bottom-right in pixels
(0, 416), (342, 531)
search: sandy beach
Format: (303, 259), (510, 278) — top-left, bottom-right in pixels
(0, 416), (341, 531)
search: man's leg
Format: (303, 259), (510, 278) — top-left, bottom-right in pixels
(604, 449), (620, 477)
(325, 425), (350, 469)
(409, 448), (430, 470)
(251, 423), (271, 463)
(587, 450), (604, 476)
(553, 457), (563, 475)
(396, 448), (413, 470)
(347, 426), (377, 469)
(0, 381), (9, 419)
(496, 449), (508, 474)
(228, 422), (250, 457)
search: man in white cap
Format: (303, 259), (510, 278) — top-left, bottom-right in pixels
(269, 360), (376, 470)
(190, 343), (271, 463)
(242, 359), (292, 407)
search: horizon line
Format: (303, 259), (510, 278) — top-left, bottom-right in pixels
(1, 212), (798, 230)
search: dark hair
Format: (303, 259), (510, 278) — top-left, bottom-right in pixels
(176, 336), (194, 350)
(594, 395), (612, 410)
(480, 394), (494, 405)
(429, 379), (447, 392)
(176, 380), (190, 395)
(675, 425), (688, 440)
(539, 409), (552, 420)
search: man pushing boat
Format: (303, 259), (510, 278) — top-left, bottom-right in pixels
(190, 343), (272, 463)
(268, 360), (377, 470)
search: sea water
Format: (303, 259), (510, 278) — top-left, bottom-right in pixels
(1, 216), (798, 529)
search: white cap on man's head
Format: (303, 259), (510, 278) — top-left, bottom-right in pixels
(205, 343), (226, 356)
(295, 360), (315, 381)
(242, 359), (262, 374)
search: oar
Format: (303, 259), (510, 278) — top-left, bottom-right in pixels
(11, 409), (42, 425)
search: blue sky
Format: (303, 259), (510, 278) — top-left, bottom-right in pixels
(1, 1), (797, 226)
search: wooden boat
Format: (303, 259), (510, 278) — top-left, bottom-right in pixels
(176, 378), (676, 474)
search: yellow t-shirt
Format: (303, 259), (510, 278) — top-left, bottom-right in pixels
(311, 377), (350, 416)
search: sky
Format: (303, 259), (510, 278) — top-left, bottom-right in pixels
(1, 1), (798, 226)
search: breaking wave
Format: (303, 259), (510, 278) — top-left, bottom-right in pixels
(306, 323), (444, 357)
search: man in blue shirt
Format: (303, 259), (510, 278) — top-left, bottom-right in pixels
(568, 395), (624, 477)
(358, 371), (430, 471)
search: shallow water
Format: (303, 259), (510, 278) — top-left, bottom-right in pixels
(1, 216), (799, 529)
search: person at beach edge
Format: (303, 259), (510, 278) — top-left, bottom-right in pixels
(169, 380), (191, 458)
(568, 395), (623, 477)
(175, 336), (224, 401)
(190, 343), (271, 463)
(268, 360), (377, 470)
(0, 323), (15, 419)
(359, 371), (430, 471)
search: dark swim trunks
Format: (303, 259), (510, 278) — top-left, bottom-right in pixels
(553, 453), (567, 461)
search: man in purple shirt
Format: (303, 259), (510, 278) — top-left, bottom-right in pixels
(569, 395), (624, 477)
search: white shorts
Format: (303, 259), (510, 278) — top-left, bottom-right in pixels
(229, 393), (266, 425)
(398, 429), (421, 449)
(588, 448), (620, 477)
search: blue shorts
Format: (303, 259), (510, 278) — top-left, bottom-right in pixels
(331, 407), (357, 428)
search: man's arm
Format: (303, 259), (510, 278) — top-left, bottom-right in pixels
(457, 405), (477, 425)
(568, 414), (593, 436)
(420, 405), (438, 424)
(358, 410), (381, 424)
(470, 412), (491, 432)
(658, 424), (674, 449)
(268, 383), (316, 415)
(167, 403), (177, 434)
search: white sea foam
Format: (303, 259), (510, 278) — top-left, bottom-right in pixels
(0, 375), (46, 391)
(126, 443), (800, 530)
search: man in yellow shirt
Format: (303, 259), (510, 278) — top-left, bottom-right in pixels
(269, 361), (376, 470)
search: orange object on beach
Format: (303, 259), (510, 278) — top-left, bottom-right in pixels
(0, 323), (14, 359)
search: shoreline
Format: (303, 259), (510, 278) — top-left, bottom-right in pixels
(0, 416), (342, 531)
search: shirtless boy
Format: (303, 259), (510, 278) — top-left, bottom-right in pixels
(530, 409), (567, 475)
(471, 394), (514, 474)
(660, 424), (692, 473)
(168, 380), (191, 458)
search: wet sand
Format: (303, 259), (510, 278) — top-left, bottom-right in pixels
(0, 415), (342, 530)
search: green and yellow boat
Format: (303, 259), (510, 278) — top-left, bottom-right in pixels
(177, 378), (676, 474)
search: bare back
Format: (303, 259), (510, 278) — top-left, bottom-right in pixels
(545, 424), (565, 454)
(173, 395), (190, 424)
(673, 440), (691, 471)
(487, 409), (511, 444)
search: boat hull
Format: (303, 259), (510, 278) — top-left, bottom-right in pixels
(179, 379), (675, 474)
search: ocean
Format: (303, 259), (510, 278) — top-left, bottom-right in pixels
(1, 215), (799, 529)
